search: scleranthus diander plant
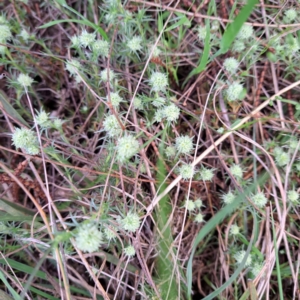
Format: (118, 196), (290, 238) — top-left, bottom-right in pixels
(127, 36), (143, 53)
(116, 135), (139, 163)
(100, 68), (116, 83)
(17, 73), (34, 88)
(78, 30), (96, 48)
(12, 128), (40, 155)
(103, 114), (123, 137)
(175, 135), (194, 155)
(123, 245), (136, 257)
(92, 39), (110, 58)
(194, 212), (205, 223)
(120, 212), (141, 233)
(225, 82), (244, 102)
(75, 222), (103, 253)
(184, 199), (196, 212)
(234, 250), (252, 267)
(251, 192), (268, 208)
(199, 167), (214, 182)
(223, 57), (239, 74)
(149, 71), (168, 92)
(178, 163), (194, 180)
(35, 110), (52, 130)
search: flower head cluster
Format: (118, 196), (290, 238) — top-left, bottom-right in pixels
(284, 9), (297, 23)
(153, 103), (180, 123)
(236, 24), (253, 40)
(0, 15), (8, 25)
(185, 199), (196, 212)
(230, 224), (240, 235)
(234, 250), (252, 267)
(0, 24), (12, 43)
(286, 37), (300, 54)
(79, 30), (96, 48)
(199, 167), (214, 181)
(133, 97), (143, 110)
(232, 40), (245, 53)
(287, 190), (299, 205)
(225, 82), (244, 102)
(52, 118), (64, 130)
(35, 110), (52, 129)
(124, 245), (136, 257)
(230, 164), (243, 180)
(100, 68), (116, 83)
(251, 192), (268, 208)
(17, 73), (34, 87)
(153, 108), (165, 123)
(150, 46), (161, 58)
(65, 59), (81, 76)
(273, 147), (290, 167)
(75, 222), (103, 253)
(109, 92), (123, 108)
(120, 212), (140, 233)
(70, 35), (80, 48)
(221, 190), (236, 204)
(194, 212), (205, 223)
(104, 12), (117, 24)
(12, 128), (39, 155)
(103, 226), (118, 241)
(116, 135), (139, 163)
(251, 261), (264, 277)
(175, 135), (193, 155)
(103, 114), (122, 137)
(163, 103), (180, 122)
(127, 36), (143, 53)
(179, 163), (194, 180)
(19, 29), (31, 42)
(223, 57), (239, 74)
(149, 72), (168, 92)
(92, 40), (109, 57)
(152, 97), (166, 107)
(288, 138), (298, 150)
(165, 146), (176, 158)
(197, 26), (207, 41)
(194, 198), (203, 208)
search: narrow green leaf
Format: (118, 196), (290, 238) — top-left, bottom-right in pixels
(220, 0), (258, 54)
(165, 14), (190, 32)
(0, 199), (36, 216)
(200, 211), (257, 300)
(272, 213), (284, 300)
(186, 172), (269, 297)
(183, 20), (210, 85)
(27, 286), (60, 300)
(154, 127), (179, 299)
(0, 91), (29, 127)
(0, 270), (21, 300)
(0, 258), (47, 280)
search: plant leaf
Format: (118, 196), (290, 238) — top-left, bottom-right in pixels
(220, 0), (258, 54)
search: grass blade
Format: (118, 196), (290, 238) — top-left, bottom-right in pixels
(186, 172), (269, 297)
(154, 128), (179, 299)
(183, 20), (210, 85)
(0, 270), (21, 300)
(219, 0), (258, 54)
